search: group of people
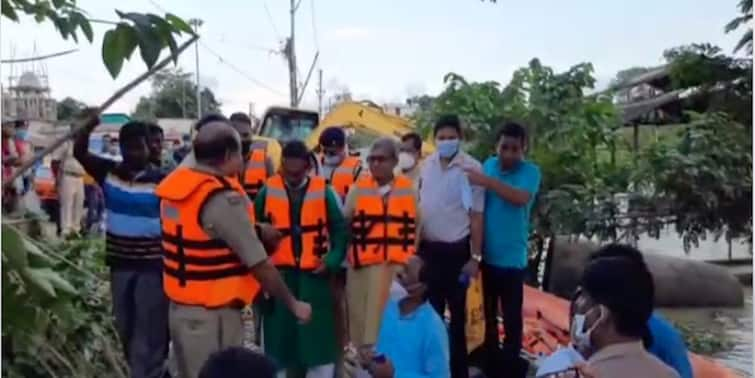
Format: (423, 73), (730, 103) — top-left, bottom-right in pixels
(24, 106), (695, 378)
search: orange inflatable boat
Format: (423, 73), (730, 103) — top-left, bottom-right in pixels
(509, 286), (741, 378)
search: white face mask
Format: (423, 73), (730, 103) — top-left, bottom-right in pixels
(323, 153), (343, 167)
(570, 305), (604, 352)
(398, 152), (416, 171)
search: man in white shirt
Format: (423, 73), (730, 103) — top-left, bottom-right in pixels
(417, 114), (484, 378)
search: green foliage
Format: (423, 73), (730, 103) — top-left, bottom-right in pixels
(57, 96), (88, 121)
(725, 0), (753, 54)
(664, 43), (753, 126)
(2, 0), (193, 78)
(101, 10), (192, 78)
(664, 44), (748, 88)
(413, 51), (752, 254)
(413, 72), (505, 157)
(633, 112), (753, 251)
(2, 223), (124, 377)
(132, 67), (222, 119)
(1, 0), (93, 43)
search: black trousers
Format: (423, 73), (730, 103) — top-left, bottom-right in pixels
(420, 237), (470, 378)
(482, 263), (525, 375)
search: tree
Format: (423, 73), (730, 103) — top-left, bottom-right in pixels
(131, 68), (221, 119)
(633, 111), (752, 249)
(56, 97), (88, 121)
(664, 43), (753, 126)
(414, 53), (751, 256)
(2, 2), (196, 376)
(2, 0), (194, 79)
(406, 95), (434, 112)
(725, 0), (753, 54)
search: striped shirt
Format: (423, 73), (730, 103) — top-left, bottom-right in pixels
(102, 168), (165, 269)
(75, 145), (166, 271)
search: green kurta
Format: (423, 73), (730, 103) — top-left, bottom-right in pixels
(254, 180), (347, 372)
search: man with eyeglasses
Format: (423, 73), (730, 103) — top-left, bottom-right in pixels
(342, 137), (421, 376)
(463, 122), (541, 378)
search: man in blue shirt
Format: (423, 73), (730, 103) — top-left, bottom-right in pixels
(588, 244), (693, 378)
(366, 255), (450, 378)
(648, 313), (693, 378)
(464, 122), (541, 377)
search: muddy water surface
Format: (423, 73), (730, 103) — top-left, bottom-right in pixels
(660, 287), (752, 377)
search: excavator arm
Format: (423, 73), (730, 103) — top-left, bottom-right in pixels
(255, 101), (434, 170)
(306, 101), (435, 156)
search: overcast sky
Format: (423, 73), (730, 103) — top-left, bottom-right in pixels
(0, 0), (743, 116)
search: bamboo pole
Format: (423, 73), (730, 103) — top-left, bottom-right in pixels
(4, 35), (199, 188)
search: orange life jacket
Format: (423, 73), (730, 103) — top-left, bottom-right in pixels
(156, 167), (260, 308)
(327, 156), (361, 199)
(349, 174), (417, 268)
(264, 175), (329, 270)
(241, 147), (269, 201)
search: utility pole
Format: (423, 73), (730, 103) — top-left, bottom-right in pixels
(287, 0), (299, 107)
(317, 69), (324, 117)
(189, 18), (203, 119)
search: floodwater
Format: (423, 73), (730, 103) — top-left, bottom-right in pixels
(660, 287), (752, 377)
(642, 227), (752, 377)
(637, 226), (752, 261)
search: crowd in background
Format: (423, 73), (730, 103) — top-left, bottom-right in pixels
(1, 111), (695, 378)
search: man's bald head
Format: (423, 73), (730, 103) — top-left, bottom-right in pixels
(193, 121), (242, 173)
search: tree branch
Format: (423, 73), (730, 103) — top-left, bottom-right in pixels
(4, 35), (199, 188)
(0, 49), (78, 63)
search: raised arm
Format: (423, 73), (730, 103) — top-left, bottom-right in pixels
(72, 114), (114, 184)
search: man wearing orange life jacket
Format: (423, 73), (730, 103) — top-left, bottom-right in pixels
(318, 127), (363, 200)
(342, 137), (421, 363)
(229, 112), (274, 201)
(254, 140), (347, 378)
(155, 121), (311, 378)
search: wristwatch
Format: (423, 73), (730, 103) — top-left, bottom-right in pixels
(471, 253), (483, 263)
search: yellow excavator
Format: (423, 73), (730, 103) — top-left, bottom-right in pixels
(253, 101), (434, 169)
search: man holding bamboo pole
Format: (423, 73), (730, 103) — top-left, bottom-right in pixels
(74, 112), (170, 378)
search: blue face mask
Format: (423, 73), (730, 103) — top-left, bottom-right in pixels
(436, 139), (460, 158)
(15, 130), (28, 140)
